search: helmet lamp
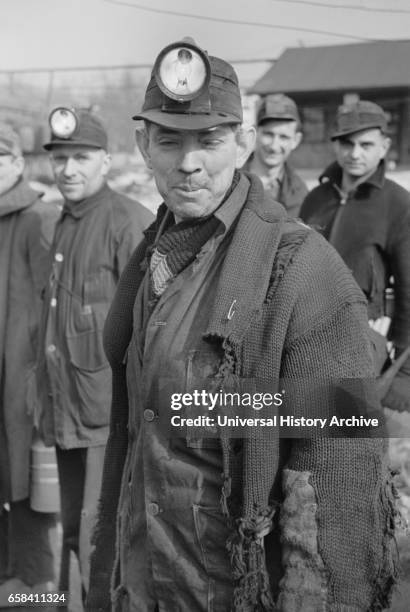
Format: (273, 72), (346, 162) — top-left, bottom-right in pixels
(154, 40), (210, 102)
(49, 107), (78, 139)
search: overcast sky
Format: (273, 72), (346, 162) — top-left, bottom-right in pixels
(1, 0), (410, 91)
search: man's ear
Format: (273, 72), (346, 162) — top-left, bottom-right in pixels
(292, 130), (303, 150)
(235, 126), (256, 169)
(101, 152), (112, 177)
(13, 155), (25, 177)
(135, 128), (152, 169)
(382, 135), (391, 158)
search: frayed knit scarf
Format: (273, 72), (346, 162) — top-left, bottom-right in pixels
(144, 172), (240, 299)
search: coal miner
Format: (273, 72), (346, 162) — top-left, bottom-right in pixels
(243, 94), (307, 217)
(300, 101), (410, 413)
(0, 125), (59, 605)
(36, 108), (153, 601)
(88, 40), (397, 612)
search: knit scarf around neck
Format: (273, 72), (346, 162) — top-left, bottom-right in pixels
(148, 171), (240, 298)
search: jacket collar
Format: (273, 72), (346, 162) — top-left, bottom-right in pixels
(62, 182), (110, 219)
(320, 160), (386, 191)
(204, 172), (287, 345)
(0, 178), (40, 217)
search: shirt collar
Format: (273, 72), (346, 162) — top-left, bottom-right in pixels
(214, 172), (250, 234)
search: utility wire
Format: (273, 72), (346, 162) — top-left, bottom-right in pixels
(274, 0), (410, 14)
(103, 0), (376, 41)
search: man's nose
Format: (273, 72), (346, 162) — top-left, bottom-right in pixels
(350, 143), (361, 159)
(178, 143), (202, 174)
(62, 158), (77, 176)
(268, 135), (281, 151)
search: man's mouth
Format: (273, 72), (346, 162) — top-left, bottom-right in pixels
(174, 185), (204, 192)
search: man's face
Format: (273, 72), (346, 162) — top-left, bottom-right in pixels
(0, 154), (24, 196)
(255, 119), (302, 169)
(49, 146), (111, 202)
(333, 128), (390, 179)
(137, 123), (252, 222)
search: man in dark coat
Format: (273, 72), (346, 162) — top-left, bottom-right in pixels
(243, 94), (308, 217)
(36, 108), (153, 601)
(0, 125), (59, 604)
(87, 41), (397, 612)
(300, 101), (410, 413)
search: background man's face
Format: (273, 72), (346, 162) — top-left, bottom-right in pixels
(50, 145), (111, 202)
(138, 124), (250, 222)
(0, 154), (24, 196)
(333, 128), (390, 178)
(255, 119), (302, 169)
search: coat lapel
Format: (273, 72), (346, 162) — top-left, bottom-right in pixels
(204, 173), (287, 345)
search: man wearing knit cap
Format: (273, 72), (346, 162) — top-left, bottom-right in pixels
(301, 100), (410, 414)
(243, 93), (307, 217)
(36, 108), (153, 601)
(88, 42), (397, 612)
(0, 125), (59, 604)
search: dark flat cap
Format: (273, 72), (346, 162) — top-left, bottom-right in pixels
(256, 94), (300, 125)
(331, 101), (388, 140)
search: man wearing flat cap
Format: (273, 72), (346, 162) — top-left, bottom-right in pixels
(36, 108), (153, 600)
(0, 125), (59, 604)
(301, 100), (410, 414)
(243, 93), (307, 217)
(88, 43), (397, 612)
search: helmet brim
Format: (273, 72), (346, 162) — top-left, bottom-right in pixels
(133, 109), (241, 131)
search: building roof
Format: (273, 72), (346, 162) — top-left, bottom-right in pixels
(249, 40), (410, 95)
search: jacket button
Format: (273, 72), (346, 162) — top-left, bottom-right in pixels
(147, 502), (159, 516)
(50, 298), (57, 307)
(55, 253), (64, 262)
(47, 344), (56, 353)
(144, 409), (155, 422)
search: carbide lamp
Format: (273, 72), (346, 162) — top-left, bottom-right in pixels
(153, 39), (211, 103)
(49, 107), (78, 139)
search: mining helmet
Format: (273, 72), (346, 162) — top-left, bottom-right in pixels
(133, 37), (243, 130)
(44, 107), (108, 150)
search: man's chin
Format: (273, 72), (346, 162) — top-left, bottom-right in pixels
(170, 200), (216, 222)
(263, 157), (283, 168)
(59, 187), (83, 202)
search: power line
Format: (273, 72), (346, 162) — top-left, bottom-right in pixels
(274, 0), (410, 13)
(0, 58), (274, 76)
(103, 0), (376, 41)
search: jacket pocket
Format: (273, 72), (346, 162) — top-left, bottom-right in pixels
(83, 270), (115, 304)
(192, 504), (231, 578)
(66, 332), (111, 428)
(185, 349), (221, 450)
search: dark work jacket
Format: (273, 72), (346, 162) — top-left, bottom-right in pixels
(0, 180), (59, 503)
(37, 184), (154, 449)
(242, 157), (308, 217)
(300, 161), (410, 351)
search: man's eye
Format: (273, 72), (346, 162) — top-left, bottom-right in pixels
(158, 139), (178, 146)
(202, 139), (221, 146)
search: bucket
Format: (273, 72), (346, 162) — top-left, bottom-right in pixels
(30, 439), (60, 513)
